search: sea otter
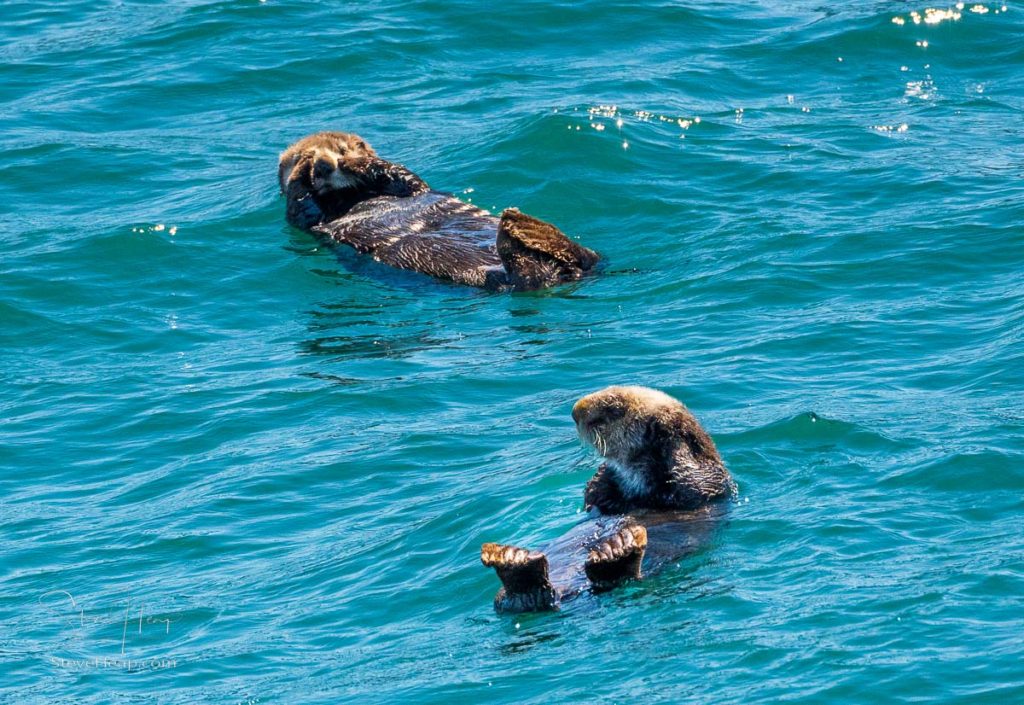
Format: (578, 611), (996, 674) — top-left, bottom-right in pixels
(481, 386), (736, 613)
(278, 132), (600, 291)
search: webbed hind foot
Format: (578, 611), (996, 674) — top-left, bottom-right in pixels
(496, 208), (600, 290)
(481, 542), (558, 613)
(585, 524), (647, 592)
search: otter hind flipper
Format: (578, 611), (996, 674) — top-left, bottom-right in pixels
(481, 542), (558, 613)
(496, 208), (600, 290)
(585, 524), (647, 592)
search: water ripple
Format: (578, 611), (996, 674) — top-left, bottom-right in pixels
(2, 1), (1023, 703)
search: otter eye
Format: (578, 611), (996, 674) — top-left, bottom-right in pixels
(592, 406), (626, 426)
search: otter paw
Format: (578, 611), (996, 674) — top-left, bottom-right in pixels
(287, 192), (326, 230)
(481, 542), (557, 613)
(585, 524), (647, 592)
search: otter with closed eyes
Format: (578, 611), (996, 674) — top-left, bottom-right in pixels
(481, 386), (736, 613)
(278, 132), (600, 291)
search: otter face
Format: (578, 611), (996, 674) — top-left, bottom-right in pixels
(307, 142), (372, 195)
(573, 386), (682, 494)
(279, 131), (378, 196)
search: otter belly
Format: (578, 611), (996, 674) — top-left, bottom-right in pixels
(312, 191), (507, 287)
(540, 505), (726, 603)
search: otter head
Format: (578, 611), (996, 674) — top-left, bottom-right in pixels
(279, 132), (380, 220)
(496, 209), (600, 290)
(573, 386), (702, 498)
(575, 386), (733, 509)
(573, 386), (681, 460)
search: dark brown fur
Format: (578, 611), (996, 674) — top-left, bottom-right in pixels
(574, 386), (735, 514)
(497, 210), (601, 290)
(481, 386), (735, 613)
(278, 131), (428, 230)
(278, 131), (599, 291)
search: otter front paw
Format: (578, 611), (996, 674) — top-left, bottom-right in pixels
(585, 524), (647, 592)
(286, 192), (325, 230)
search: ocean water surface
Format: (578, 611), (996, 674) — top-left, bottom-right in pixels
(2, 1), (1023, 703)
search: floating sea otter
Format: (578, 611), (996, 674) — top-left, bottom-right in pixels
(278, 132), (600, 291)
(481, 386), (736, 613)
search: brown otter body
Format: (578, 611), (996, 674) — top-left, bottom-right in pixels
(481, 386), (736, 613)
(278, 132), (599, 291)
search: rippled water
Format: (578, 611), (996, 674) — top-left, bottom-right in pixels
(2, 1), (1023, 703)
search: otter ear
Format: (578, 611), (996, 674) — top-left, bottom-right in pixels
(642, 415), (678, 467)
(642, 414), (669, 449)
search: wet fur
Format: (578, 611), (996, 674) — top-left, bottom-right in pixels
(575, 386), (736, 514)
(481, 386), (735, 613)
(279, 131), (599, 291)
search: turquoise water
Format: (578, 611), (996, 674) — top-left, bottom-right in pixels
(2, 1), (1023, 702)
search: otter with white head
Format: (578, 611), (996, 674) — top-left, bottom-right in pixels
(279, 132), (600, 291)
(481, 386), (735, 613)
(574, 386), (735, 514)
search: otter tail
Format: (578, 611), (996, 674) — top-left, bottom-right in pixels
(481, 542), (558, 613)
(495, 209), (600, 291)
(585, 524), (647, 592)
